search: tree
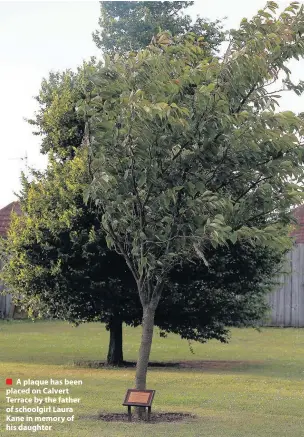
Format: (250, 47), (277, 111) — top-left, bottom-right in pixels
(82, 2), (304, 390)
(16, 0), (301, 375)
(93, 1), (225, 54)
(0, 150), (140, 365)
(1, 144), (285, 367)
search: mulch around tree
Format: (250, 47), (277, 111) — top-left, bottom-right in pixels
(80, 412), (196, 423)
(74, 359), (263, 370)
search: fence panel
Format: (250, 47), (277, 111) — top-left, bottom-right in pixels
(266, 244), (304, 327)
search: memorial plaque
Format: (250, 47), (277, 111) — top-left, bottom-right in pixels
(123, 389), (155, 407)
(128, 391), (150, 404)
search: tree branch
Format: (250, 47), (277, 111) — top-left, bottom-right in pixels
(235, 84), (257, 114)
(233, 176), (273, 203)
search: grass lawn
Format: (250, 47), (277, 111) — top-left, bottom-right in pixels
(1, 320), (304, 436)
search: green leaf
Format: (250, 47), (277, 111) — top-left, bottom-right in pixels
(207, 83), (215, 92)
(138, 173), (146, 187)
(230, 233), (238, 244)
(195, 181), (206, 193)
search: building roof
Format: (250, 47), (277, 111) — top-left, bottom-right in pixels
(290, 204), (304, 244)
(0, 201), (22, 238)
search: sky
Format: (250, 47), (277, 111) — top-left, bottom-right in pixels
(0, 0), (303, 208)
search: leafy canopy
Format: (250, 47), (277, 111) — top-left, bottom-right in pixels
(26, 64), (95, 161)
(84, 2), (304, 308)
(93, 1), (225, 54)
(0, 151), (138, 326)
(28, 1), (225, 161)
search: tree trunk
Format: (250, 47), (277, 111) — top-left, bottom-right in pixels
(107, 317), (123, 366)
(135, 306), (156, 389)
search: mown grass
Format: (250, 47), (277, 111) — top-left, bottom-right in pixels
(1, 320), (304, 436)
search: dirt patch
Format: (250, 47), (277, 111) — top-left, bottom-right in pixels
(80, 412), (196, 423)
(74, 359), (262, 370)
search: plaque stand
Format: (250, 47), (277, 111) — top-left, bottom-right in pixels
(123, 389), (155, 422)
(126, 405), (151, 421)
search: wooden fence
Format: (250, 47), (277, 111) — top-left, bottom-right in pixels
(266, 244), (304, 327)
(0, 259), (13, 318)
(0, 293), (13, 318)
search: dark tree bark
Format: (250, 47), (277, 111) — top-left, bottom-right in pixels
(107, 317), (123, 366)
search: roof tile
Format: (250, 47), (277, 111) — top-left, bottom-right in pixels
(0, 201), (22, 237)
(290, 204), (304, 244)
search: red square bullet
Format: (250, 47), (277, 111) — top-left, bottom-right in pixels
(6, 378), (13, 385)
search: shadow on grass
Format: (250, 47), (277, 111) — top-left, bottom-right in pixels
(73, 359), (266, 372)
(71, 359), (304, 380)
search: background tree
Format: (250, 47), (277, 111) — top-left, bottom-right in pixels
(161, 242), (285, 343)
(83, 2), (304, 390)
(26, 64), (93, 161)
(93, 1), (225, 54)
(0, 150), (139, 365)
